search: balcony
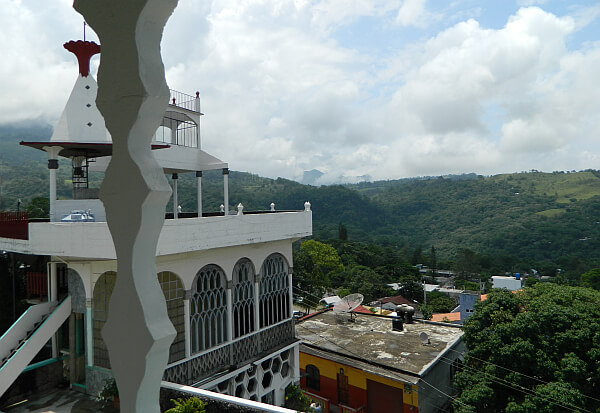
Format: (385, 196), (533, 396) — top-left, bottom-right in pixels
(0, 210), (312, 259)
(163, 320), (296, 385)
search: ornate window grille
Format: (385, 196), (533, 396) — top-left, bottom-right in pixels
(158, 271), (186, 363)
(259, 254), (290, 328)
(190, 264), (227, 353)
(92, 271), (116, 369)
(232, 258), (255, 339)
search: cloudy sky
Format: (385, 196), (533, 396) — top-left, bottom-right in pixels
(1, 0), (599, 183)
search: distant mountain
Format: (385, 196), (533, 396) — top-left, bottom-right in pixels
(301, 169), (324, 185)
(1, 125), (599, 271)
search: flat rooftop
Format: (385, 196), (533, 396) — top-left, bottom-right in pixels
(296, 311), (463, 382)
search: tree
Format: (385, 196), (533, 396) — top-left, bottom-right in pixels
(26, 196), (49, 218)
(293, 240), (344, 307)
(580, 268), (600, 290)
(410, 245), (423, 266)
(428, 245), (437, 276)
(453, 284), (600, 413)
(338, 222), (348, 241)
(340, 265), (393, 303)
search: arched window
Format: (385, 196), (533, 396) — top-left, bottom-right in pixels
(92, 271), (116, 369)
(190, 265), (227, 353)
(232, 259), (255, 339)
(158, 271), (185, 363)
(306, 364), (320, 391)
(259, 254), (290, 328)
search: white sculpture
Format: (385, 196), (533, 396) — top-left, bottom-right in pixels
(73, 0), (178, 412)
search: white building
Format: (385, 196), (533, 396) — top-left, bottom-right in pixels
(491, 275), (522, 291)
(0, 39), (311, 407)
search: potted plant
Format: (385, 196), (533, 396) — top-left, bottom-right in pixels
(98, 377), (120, 409)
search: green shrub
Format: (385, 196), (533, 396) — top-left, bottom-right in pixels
(164, 397), (206, 413)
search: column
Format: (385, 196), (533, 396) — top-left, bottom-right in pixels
(69, 314), (76, 387)
(50, 262), (58, 358)
(196, 171), (202, 217)
(85, 299), (93, 367)
(223, 168), (229, 215)
(44, 146), (62, 222)
(194, 92), (201, 148)
(287, 268), (294, 317)
(172, 173), (178, 219)
(254, 276), (261, 332)
(226, 280), (233, 365)
(226, 281), (233, 342)
(183, 290), (191, 358)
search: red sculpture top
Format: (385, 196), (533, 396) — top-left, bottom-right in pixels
(63, 40), (101, 77)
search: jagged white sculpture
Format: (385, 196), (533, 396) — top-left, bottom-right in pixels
(73, 0), (178, 412)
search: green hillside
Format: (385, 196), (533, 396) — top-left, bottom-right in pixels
(1, 126), (599, 274)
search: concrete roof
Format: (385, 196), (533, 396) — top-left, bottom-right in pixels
(296, 311), (463, 381)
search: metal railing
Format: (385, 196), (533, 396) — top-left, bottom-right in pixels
(161, 381), (298, 413)
(169, 89), (200, 113)
(163, 319), (295, 385)
(339, 404), (365, 413)
(0, 211), (29, 240)
(302, 391), (330, 413)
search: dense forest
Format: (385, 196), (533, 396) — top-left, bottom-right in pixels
(2, 125), (600, 283)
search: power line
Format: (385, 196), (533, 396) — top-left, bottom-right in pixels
(435, 354), (591, 413)
(446, 348), (600, 405)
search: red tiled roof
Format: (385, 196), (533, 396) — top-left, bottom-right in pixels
(377, 295), (413, 306)
(352, 305), (373, 314)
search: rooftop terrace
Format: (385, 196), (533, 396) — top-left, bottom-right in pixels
(296, 311), (463, 383)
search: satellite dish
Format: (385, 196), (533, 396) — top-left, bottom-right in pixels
(420, 332), (430, 345)
(333, 293), (364, 314)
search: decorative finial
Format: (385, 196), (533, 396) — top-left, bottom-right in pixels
(63, 40), (101, 77)
(304, 201), (311, 212)
(237, 203), (244, 215)
(220, 204), (225, 213)
(270, 202), (275, 212)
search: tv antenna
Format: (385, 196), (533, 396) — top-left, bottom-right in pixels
(333, 293), (364, 321)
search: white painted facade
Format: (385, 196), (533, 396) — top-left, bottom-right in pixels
(491, 276), (522, 291)
(0, 36), (311, 408)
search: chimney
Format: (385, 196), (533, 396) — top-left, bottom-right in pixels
(392, 316), (403, 332)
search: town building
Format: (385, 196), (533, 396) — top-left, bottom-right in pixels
(0, 39), (311, 408)
(491, 275), (523, 291)
(295, 310), (464, 413)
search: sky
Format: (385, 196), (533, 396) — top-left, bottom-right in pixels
(1, 0), (599, 184)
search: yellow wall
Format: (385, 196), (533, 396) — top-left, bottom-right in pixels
(300, 351), (418, 407)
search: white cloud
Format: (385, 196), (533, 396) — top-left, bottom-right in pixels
(395, 0), (439, 28)
(2, 1), (600, 183)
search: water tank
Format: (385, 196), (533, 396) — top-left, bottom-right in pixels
(515, 273), (521, 280)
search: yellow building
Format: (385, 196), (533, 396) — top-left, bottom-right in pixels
(296, 311), (464, 413)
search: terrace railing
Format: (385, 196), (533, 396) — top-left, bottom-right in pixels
(169, 89), (200, 113)
(0, 211), (28, 240)
(163, 319), (295, 385)
(303, 391), (330, 413)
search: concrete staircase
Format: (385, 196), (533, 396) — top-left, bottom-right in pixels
(0, 296), (71, 397)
